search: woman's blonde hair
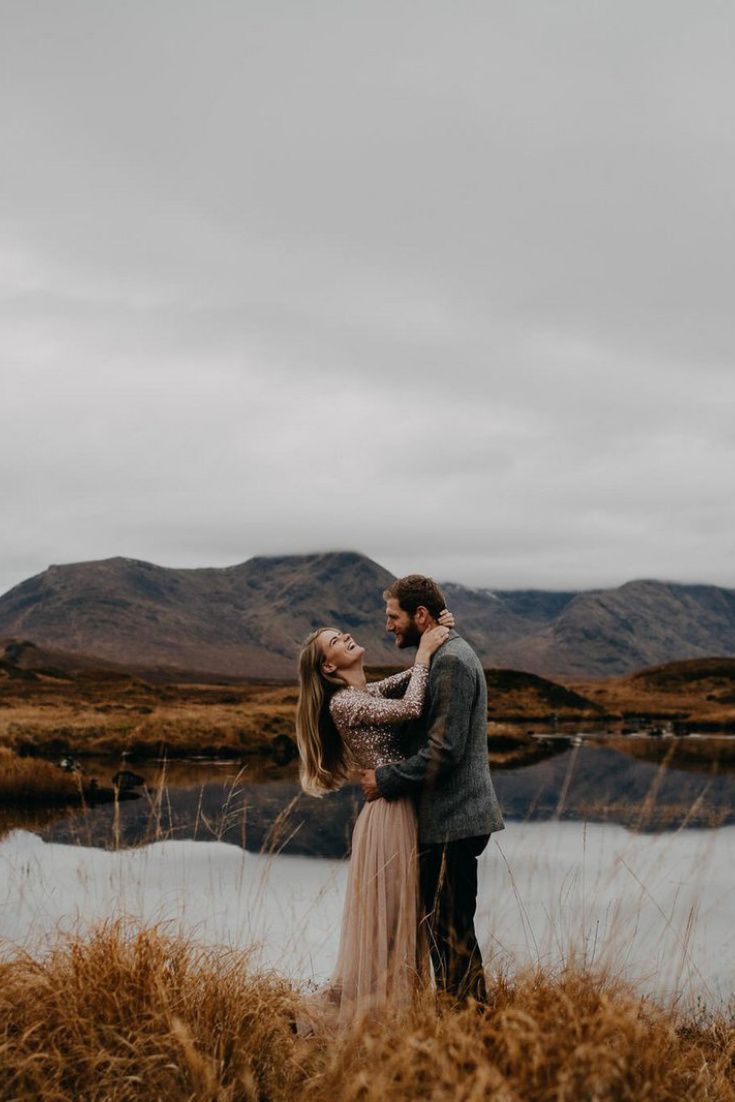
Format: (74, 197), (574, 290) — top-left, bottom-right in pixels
(295, 628), (355, 797)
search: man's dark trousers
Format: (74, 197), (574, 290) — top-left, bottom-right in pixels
(419, 833), (490, 1003)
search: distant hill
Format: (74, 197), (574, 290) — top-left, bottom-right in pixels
(528, 581), (735, 677)
(0, 639), (134, 682)
(0, 639), (267, 686)
(0, 553), (398, 678)
(445, 578), (735, 677)
(1, 552), (735, 678)
(629, 655), (735, 691)
(567, 655), (735, 733)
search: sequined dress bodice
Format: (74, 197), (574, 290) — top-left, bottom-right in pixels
(329, 665), (429, 769)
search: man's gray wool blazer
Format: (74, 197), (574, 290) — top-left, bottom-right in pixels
(375, 630), (505, 844)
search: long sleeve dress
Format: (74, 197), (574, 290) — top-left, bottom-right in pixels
(322, 664), (431, 1026)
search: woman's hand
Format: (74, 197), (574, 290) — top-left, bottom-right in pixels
(438, 608), (455, 629)
(416, 625), (450, 664)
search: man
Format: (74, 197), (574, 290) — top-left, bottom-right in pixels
(361, 574), (504, 1004)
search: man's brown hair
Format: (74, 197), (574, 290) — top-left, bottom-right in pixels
(383, 575), (446, 620)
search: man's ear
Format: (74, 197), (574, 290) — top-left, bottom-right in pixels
(414, 606), (430, 629)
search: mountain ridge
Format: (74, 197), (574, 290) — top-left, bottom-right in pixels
(1, 551), (735, 678)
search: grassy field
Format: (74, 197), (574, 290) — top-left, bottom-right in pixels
(0, 681), (297, 759)
(0, 922), (733, 1102)
(568, 657), (735, 732)
(3, 665), (734, 760)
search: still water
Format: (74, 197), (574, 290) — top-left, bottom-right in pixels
(2, 738), (733, 854)
(1, 740), (734, 1011)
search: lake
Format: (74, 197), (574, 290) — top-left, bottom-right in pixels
(1, 738), (734, 1012)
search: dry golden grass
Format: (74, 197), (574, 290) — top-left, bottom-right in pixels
(0, 923), (733, 1102)
(3, 654), (735, 766)
(0, 667), (300, 761)
(568, 667), (735, 731)
(0, 702), (538, 773)
(0, 746), (82, 805)
(0, 698), (295, 759)
(0, 923), (300, 1102)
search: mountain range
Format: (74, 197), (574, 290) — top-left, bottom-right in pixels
(1, 551), (734, 679)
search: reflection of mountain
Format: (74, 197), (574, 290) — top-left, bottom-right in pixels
(40, 778), (365, 858)
(35, 745), (735, 856)
(492, 744), (735, 829)
(604, 735), (735, 774)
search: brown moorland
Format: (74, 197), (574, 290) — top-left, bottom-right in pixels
(0, 641), (296, 761)
(567, 656), (735, 733)
(2, 644), (735, 767)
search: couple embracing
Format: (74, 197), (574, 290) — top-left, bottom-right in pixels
(296, 574), (504, 1028)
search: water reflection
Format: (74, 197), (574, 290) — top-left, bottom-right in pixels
(3, 739), (729, 857)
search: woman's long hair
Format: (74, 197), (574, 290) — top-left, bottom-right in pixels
(295, 628), (355, 797)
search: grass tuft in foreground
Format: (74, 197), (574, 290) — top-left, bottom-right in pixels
(0, 922), (300, 1102)
(1, 922), (734, 1101)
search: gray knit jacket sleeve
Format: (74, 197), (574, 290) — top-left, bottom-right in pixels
(374, 652), (474, 797)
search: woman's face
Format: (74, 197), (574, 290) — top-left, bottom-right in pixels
(318, 628), (365, 675)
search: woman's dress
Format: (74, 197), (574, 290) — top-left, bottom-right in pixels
(321, 665), (431, 1027)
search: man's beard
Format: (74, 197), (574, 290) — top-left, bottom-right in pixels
(396, 620), (422, 649)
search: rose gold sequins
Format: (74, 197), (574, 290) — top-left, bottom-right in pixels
(329, 666), (429, 768)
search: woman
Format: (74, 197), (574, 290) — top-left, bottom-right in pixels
(295, 615), (451, 1027)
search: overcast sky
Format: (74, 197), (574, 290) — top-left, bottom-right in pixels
(2, 1), (734, 597)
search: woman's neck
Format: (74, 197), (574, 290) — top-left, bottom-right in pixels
(338, 663), (367, 691)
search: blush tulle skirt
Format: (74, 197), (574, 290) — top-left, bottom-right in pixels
(300, 794), (429, 1031)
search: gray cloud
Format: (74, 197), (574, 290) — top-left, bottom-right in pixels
(2, 1), (734, 596)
